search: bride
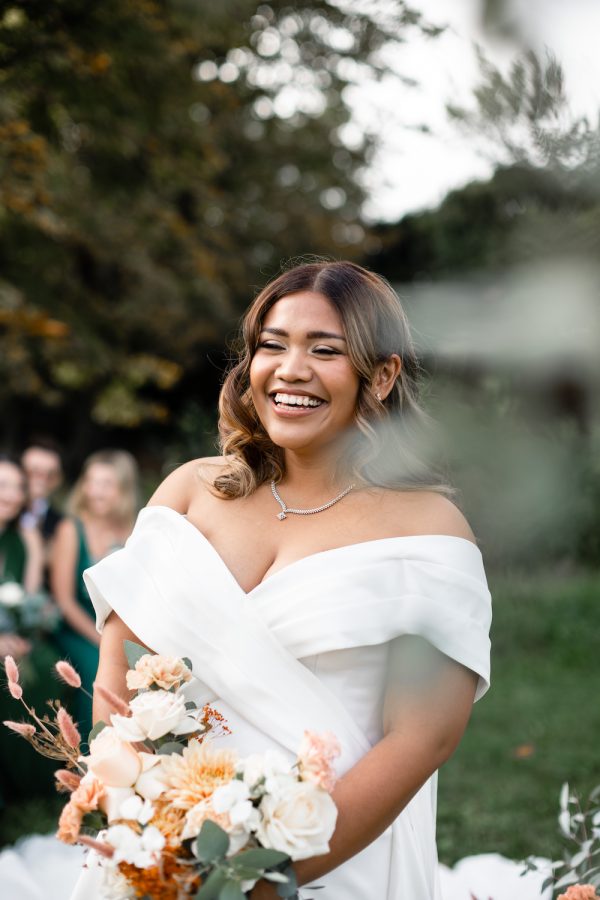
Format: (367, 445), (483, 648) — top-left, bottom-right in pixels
(84, 260), (491, 899)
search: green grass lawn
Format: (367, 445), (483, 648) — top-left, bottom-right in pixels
(437, 569), (600, 865)
(2, 570), (599, 866)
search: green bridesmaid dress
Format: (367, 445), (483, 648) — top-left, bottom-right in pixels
(54, 518), (99, 742)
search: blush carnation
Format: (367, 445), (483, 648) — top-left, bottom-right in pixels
(71, 775), (105, 812)
(558, 887), (599, 900)
(57, 800), (84, 844)
(297, 730), (341, 793)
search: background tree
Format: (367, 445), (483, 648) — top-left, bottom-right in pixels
(0, 0), (436, 464)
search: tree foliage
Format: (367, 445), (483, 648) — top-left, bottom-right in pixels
(0, 0), (434, 442)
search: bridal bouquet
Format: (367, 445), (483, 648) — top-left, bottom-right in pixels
(3, 642), (340, 900)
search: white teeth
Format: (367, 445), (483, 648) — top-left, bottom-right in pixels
(273, 392), (323, 407)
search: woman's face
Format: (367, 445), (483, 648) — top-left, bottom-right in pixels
(81, 463), (121, 519)
(250, 291), (360, 454)
(0, 462), (26, 525)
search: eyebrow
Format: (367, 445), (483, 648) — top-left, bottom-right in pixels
(260, 326), (346, 341)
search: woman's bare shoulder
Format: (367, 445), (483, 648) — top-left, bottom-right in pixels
(147, 456), (228, 514)
(383, 490), (476, 544)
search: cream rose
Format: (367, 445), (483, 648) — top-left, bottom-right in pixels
(126, 654), (192, 691)
(256, 780), (338, 861)
(84, 726), (142, 788)
(111, 689), (197, 742)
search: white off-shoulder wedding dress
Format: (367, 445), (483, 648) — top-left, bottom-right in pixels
(70, 504), (491, 899)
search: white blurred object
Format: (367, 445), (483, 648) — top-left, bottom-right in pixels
(439, 853), (553, 900)
(0, 835), (84, 900)
(0, 836), (554, 900)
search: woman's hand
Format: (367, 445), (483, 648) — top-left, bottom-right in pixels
(0, 633), (32, 660)
(249, 880), (279, 899)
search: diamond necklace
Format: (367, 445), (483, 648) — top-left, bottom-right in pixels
(270, 480), (355, 520)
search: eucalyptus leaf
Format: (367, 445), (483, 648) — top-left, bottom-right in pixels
(182, 656), (193, 671)
(276, 866), (298, 898)
(218, 882), (246, 900)
(157, 741), (185, 755)
(195, 820), (230, 863)
(124, 639), (150, 669)
(87, 720), (107, 743)
(195, 869), (227, 899)
(235, 848), (289, 868)
(185, 700), (197, 710)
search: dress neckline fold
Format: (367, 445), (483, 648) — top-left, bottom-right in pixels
(140, 504), (483, 597)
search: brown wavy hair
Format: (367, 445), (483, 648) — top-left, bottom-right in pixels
(213, 260), (450, 498)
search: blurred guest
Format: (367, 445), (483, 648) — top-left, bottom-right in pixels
(51, 450), (139, 737)
(0, 456), (50, 806)
(21, 441), (64, 541)
(0, 455), (44, 593)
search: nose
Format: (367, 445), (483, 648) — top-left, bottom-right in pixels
(274, 347), (312, 382)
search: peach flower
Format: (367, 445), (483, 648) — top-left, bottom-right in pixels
(558, 886), (599, 900)
(71, 775), (105, 812)
(57, 800), (84, 844)
(297, 730), (341, 793)
(161, 741), (237, 811)
(84, 726), (142, 787)
(126, 654), (192, 692)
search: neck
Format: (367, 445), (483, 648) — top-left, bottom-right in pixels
(280, 446), (352, 500)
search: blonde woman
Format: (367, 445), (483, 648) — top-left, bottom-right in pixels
(51, 450), (138, 737)
(81, 261), (491, 899)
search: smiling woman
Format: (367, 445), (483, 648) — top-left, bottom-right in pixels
(215, 260), (447, 500)
(81, 259), (492, 900)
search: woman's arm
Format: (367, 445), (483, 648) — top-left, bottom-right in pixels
(93, 611), (151, 724)
(252, 642), (478, 897)
(50, 519), (100, 645)
(20, 525), (44, 593)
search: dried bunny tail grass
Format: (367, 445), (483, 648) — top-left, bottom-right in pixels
(55, 661), (82, 689)
(7, 680), (23, 700)
(93, 682), (131, 717)
(56, 707), (81, 749)
(55, 769), (82, 792)
(3, 719), (35, 738)
(4, 655), (19, 683)
(77, 835), (114, 858)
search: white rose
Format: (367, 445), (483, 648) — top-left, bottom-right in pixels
(84, 727), (142, 788)
(111, 690), (192, 742)
(256, 780), (338, 861)
(0, 582), (25, 607)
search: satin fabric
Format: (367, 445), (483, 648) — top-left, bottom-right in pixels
(75, 505), (491, 899)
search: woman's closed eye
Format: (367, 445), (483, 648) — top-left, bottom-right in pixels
(312, 346), (341, 355)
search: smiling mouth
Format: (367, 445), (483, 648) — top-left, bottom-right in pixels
(270, 392), (325, 409)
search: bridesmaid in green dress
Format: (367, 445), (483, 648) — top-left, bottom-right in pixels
(0, 455), (50, 804)
(50, 450), (138, 740)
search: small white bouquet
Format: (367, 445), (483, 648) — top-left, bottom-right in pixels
(3, 641), (340, 899)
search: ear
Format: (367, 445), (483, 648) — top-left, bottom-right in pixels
(372, 354), (401, 401)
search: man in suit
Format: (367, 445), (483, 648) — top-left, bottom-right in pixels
(20, 442), (64, 541)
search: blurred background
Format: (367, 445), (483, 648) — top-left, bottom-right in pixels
(0, 0), (599, 872)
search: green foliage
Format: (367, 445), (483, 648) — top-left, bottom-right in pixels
(437, 571), (600, 865)
(0, 0), (431, 435)
(195, 819), (231, 864)
(123, 638), (150, 669)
